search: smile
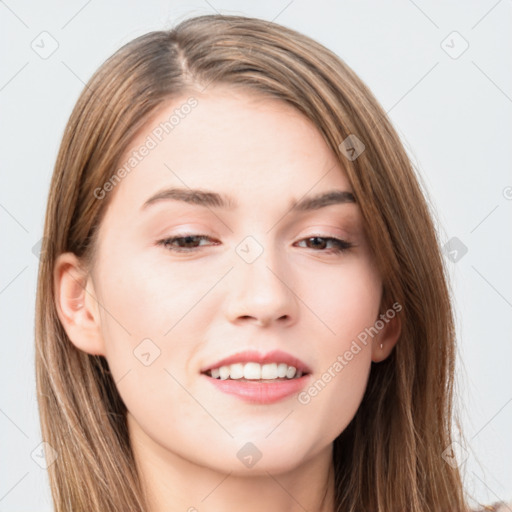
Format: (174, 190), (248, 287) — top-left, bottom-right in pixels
(205, 362), (306, 380)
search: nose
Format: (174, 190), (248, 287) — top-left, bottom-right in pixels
(224, 247), (299, 328)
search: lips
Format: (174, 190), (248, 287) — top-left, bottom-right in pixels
(200, 349), (312, 375)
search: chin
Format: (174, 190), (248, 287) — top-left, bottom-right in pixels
(199, 435), (314, 476)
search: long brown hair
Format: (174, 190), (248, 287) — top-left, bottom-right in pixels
(35, 14), (470, 511)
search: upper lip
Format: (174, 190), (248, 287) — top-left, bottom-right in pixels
(200, 350), (312, 374)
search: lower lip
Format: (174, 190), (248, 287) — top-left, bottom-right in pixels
(202, 374), (311, 404)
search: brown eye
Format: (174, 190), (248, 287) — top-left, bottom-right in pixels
(296, 236), (353, 254)
(158, 234), (217, 252)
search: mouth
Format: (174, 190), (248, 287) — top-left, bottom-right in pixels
(200, 351), (312, 404)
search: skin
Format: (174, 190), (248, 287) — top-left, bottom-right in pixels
(54, 86), (401, 512)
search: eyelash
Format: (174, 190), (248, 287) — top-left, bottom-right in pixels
(157, 234), (354, 254)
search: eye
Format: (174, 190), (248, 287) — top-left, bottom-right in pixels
(157, 234), (353, 255)
(157, 234), (218, 253)
(295, 236), (353, 254)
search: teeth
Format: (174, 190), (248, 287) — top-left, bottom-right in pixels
(286, 366), (296, 379)
(261, 363), (277, 379)
(244, 362), (261, 380)
(230, 363), (244, 379)
(277, 363), (288, 378)
(219, 366), (230, 380)
(208, 362), (304, 380)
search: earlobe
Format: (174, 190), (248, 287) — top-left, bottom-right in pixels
(371, 311), (402, 363)
(53, 252), (105, 356)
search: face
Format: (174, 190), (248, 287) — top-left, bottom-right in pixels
(78, 87), (395, 475)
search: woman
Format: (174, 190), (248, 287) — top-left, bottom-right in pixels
(35, 13), (503, 512)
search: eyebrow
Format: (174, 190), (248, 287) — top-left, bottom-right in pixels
(141, 187), (356, 212)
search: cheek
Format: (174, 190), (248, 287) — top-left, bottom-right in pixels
(91, 253), (208, 450)
(293, 259), (380, 440)
(91, 246), (218, 404)
(302, 256), (382, 340)
(94, 245), (221, 345)
(295, 311), (374, 449)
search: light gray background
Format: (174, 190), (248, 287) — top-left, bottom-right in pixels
(1, 1), (511, 510)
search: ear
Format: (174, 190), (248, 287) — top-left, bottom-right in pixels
(371, 305), (402, 363)
(53, 252), (105, 356)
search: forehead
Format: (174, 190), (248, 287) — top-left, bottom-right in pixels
(104, 87), (356, 220)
